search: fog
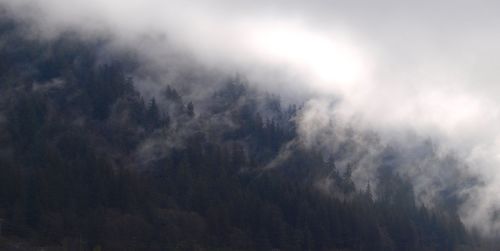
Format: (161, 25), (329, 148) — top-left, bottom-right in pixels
(3, 0), (500, 235)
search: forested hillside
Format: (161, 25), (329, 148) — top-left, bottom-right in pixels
(0, 13), (473, 251)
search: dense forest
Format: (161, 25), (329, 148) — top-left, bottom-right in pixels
(0, 12), (477, 251)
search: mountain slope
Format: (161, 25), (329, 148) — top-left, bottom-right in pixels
(0, 13), (473, 251)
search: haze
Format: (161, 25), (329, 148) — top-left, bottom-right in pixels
(3, 0), (500, 235)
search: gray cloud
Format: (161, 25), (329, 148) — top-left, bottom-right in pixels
(3, 0), (500, 235)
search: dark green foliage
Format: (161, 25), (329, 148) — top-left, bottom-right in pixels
(146, 98), (161, 128)
(0, 14), (473, 251)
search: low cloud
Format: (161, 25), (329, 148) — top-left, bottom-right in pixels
(4, 0), (500, 235)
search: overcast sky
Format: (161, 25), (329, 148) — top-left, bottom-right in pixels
(3, 0), (500, 235)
